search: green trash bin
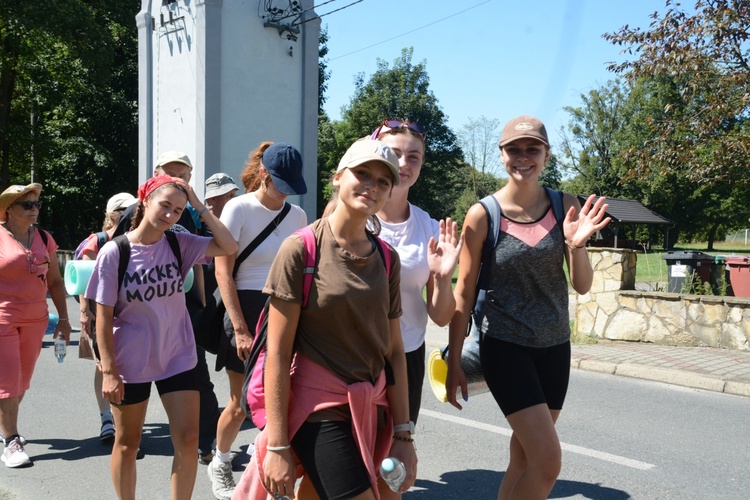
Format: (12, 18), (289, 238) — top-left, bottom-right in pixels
(662, 251), (713, 293)
(709, 255), (731, 295)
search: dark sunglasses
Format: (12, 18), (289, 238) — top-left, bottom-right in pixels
(370, 119), (427, 140)
(14, 200), (43, 210)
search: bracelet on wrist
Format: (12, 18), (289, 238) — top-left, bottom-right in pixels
(266, 444), (291, 452)
(198, 206), (210, 218)
(565, 240), (585, 251)
(393, 435), (414, 443)
(58, 318), (70, 322)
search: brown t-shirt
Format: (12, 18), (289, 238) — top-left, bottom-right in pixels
(263, 218), (402, 385)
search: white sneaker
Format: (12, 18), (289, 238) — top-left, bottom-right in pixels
(2, 437), (31, 468)
(207, 459), (236, 500)
(0, 433), (27, 447)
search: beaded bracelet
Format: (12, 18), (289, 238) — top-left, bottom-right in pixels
(58, 318), (70, 322)
(393, 435), (414, 443)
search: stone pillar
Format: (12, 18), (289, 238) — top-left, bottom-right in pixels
(576, 248), (637, 339)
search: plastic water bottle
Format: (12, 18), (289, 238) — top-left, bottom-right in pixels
(46, 313), (59, 335)
(54, 335), (67, 363)
(380, 457), (406, 492)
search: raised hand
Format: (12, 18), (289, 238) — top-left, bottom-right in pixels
(428, 218), (463, 280)
(563, 195), (611, 247)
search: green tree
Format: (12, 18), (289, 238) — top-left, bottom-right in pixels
(327, 48), (466, 220)
(559, 80), (630, 197)
(539, 153), (562, 191)
(451, 168), (505, 230)
(560, 74), (748, 249)
(1, 2), (139, 248)
(318, 25), (330, 116)
(604, 0), (750, 186)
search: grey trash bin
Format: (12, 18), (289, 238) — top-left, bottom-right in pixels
(662, 251), (713, 293)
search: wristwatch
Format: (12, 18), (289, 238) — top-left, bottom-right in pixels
(393, 421), (415, 435)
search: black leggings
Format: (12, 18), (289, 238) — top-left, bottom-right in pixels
(291, 420), (371, 499)
(480, 336), (571, 417)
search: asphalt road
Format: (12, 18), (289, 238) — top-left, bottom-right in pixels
(2, 297), (749, 499)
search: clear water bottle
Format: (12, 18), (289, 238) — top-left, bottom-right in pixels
(54, 334), (66, 363)
(380, 457), (406, 492)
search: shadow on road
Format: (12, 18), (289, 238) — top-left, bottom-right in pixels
(551, 478), (631, 499)
(404, 470), (630, 499)
(26, 436), (113, 463)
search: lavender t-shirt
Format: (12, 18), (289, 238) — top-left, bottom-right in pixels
(84, 232), (211, 383)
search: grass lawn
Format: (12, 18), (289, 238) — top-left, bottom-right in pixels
(636, 242), (750, 286)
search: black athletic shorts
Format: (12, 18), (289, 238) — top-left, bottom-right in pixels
(217, 289), (267, 373)
(117, 366), (199, 406)
(291, 420), (371, 499)
(480, 336), (571, 417)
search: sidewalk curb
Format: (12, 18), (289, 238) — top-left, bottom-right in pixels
(572, 356), (750, 397)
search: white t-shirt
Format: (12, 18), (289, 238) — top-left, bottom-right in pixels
(377, 204), (439, 352)
(220, 192), (307, 290)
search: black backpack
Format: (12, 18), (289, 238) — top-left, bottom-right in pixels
(112, 232), (183, 292)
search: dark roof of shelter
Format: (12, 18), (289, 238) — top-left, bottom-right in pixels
(576, 196), (673, 225)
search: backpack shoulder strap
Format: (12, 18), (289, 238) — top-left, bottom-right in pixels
(468, 195), (503, 336)
(38, 228), (48, 247)
(477, 194), (502, 290)
(372, 235), (393, 277)
(113, 235), (131, 291)
(95, 231), (109, 252)
(543, 187), (565, 226)
(164, 231), (184, 277)
(296, 226), (317, 308)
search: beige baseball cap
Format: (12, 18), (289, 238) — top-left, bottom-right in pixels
(156, 150), (193, 171)
(336, 138), (400, 185)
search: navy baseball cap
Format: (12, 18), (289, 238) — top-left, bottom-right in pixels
(261, 143), (307, 195)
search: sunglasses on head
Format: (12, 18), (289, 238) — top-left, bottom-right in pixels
(370, 119), (427, 140)
(14, 200), (43, 210)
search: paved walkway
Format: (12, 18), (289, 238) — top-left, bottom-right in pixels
(424, 322), (750, 398)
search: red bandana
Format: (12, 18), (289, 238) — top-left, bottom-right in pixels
(138, 176), (177, 201)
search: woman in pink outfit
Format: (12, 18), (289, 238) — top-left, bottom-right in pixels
(0, 183), (70, 469)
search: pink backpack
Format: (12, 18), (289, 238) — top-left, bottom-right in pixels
(242, 225), (393, 429)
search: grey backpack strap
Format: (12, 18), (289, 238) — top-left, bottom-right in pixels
(471, 195), (502, 335)
(543, 187), (566, 236)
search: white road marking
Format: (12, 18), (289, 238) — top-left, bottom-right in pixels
(421, 409), (656, 471)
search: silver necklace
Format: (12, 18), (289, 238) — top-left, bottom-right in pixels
(2, 223), (32, 249)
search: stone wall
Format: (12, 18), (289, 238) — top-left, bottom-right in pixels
(574, 248), (750, 351)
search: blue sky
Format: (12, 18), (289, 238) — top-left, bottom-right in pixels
(319, 0), (664, 150)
